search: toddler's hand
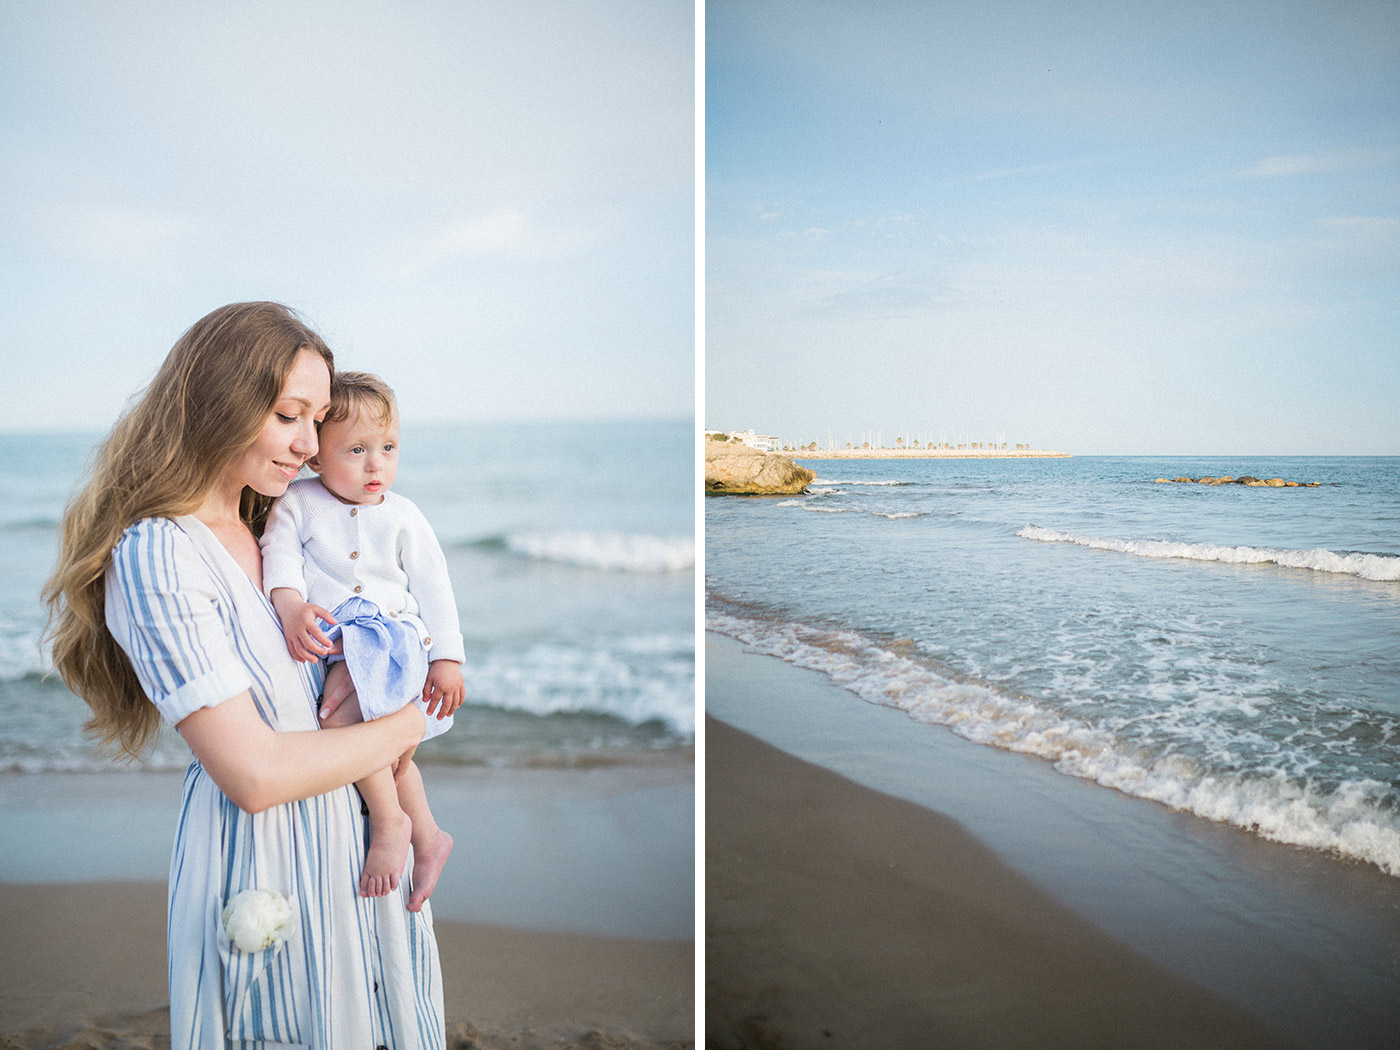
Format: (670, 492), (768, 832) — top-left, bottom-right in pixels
(278, 599), (338, 663)
(423, 660), (465, 719)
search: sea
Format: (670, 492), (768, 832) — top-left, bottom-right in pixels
(707, 455), (1400, 879)
(0, 419), (695, 775)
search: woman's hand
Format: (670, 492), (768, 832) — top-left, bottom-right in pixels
(318, 660), (357, 722)
(392, 742), (418, 782)
(422, 660), (465, 719)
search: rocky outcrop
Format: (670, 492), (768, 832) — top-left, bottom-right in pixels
(1153, 476), (1320, 487)
(705, 440), (816, 495)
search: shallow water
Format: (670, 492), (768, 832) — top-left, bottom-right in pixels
(706, 632), (1400, 1050)
(707, 455), (1400, 876)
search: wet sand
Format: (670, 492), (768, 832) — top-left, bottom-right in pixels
(707, 716), (1295, 1049)
(705, 631), (1400, 1049)
(0, 880), (693, 1049)
(0, 760), (695, 1048)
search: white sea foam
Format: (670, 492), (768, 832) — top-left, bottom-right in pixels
(0, 726), (194, 774)
(463, 637), (695, 737)
(505, 531), (694, 573)
(707, 610), (1400, 877)
(1018, 526), (1400, 582)
(4, 632), (696, 772)
(775, 495), (848, 512)
(813, 478), (909, 486)
(776, 497), (925, 519)
(780, 503), (924, 519)
(0, 621), (49, 682)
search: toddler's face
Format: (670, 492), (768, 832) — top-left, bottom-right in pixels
(311, 405), (400, 505)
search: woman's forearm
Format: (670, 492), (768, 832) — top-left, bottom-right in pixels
(253, 706), (426, 811)
(179, 693), (425, 813)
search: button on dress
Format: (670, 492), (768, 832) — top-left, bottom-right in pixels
(105, 516), (445, 1049)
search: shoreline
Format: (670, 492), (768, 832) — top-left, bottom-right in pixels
(0, 758), (695, 1047)
(705, 631), (1400, 1050)
(707, 716), (1293, 1049)
(0, 880), (693, 1049)
(788, 448), (1071, 459)
(0, 758), (694, 940)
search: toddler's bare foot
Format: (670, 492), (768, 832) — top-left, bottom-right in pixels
(360, 809), (412, 898)
(407, 827), (454, 913)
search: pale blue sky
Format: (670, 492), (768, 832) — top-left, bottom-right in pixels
(707, 0), (1400, 455)
(1, 0), (693, 431)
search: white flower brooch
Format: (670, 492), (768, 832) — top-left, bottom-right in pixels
(221, 888), (295, 953)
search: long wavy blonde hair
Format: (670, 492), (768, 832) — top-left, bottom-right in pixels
(42, 302), (335, 758)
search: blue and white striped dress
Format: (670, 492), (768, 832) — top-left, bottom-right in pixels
(106, 516), (445, 1049)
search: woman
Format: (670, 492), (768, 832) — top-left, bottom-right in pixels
(44, 302), (443, 1048)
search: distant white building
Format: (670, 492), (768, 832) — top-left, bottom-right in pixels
(726, 428), (781, 452)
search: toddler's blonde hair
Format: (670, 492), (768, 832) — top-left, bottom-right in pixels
(326, 371), (397, 428)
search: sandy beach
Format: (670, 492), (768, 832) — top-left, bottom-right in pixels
(789, 448), (1071, 459)
(707, 716), (1295, 1050)
(0, 763), (695, 1049)
(0, 881), (692, 1050)
(704, 632), (1400, 1050)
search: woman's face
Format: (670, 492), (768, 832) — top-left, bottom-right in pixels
(227, 348), (332, 499)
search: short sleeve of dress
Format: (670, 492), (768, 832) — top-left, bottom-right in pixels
(105, 518), (253, 726)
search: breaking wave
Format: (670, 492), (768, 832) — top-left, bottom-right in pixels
(1017, 526), (1400, 582)
(707, 609), (1400, 877)
(474, 531), (694, 573)
(812, 478), (913, 487)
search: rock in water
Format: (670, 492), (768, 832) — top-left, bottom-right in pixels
(705, 440), (816, 495)
(1152, 475), (1321, 488)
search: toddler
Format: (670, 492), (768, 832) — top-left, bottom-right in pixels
(261, 371), (463, 911)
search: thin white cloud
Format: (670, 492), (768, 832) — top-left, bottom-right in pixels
(1317, 215), (1400, 237)
(38, 205), (197, 267)
(396, 210), (598, 279)
(775, 226), (831, 240)
(1236, 148), (1391, 178)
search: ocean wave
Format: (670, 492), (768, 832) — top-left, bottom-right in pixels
(0, 626), (49, 682)
(0, 747), (193, 775)
(813, 478), (912, 487)
(707, 610), (1400, 877)
(776, 499), (924, 520)
(1, 632), (695, 771)
(0, 515), (61, 533)
(1017, 526), (1400, 582)
(462, 638), (694, 737)
(493, 531), (694, 573)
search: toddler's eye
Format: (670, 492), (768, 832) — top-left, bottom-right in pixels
(383, 443), (396, 453)
(350, 445), (365, 454)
